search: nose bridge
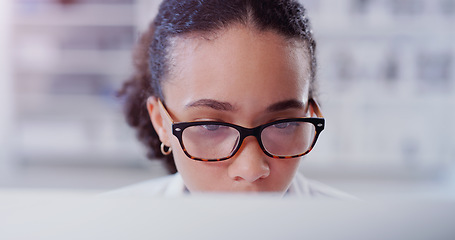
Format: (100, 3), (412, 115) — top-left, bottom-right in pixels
(238, 125), (263, 150)
(228, 128), (270, 183)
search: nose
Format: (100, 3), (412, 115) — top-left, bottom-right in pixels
(227, 136), (270, 183)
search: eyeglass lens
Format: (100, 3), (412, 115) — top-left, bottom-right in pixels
(181, 121), (316, 159)
(261, 121), (315, 157)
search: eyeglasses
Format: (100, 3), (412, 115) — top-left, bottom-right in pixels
(158, 99), (325, 162)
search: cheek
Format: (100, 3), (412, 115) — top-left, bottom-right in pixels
(270, 158), (301, 172)
(268, 158), (301, 187)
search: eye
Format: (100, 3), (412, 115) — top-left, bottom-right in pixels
(201, 124), (221, 131)
(273, 122), (293, 129)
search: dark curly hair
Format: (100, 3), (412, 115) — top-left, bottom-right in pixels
(118, 0), (318, 174)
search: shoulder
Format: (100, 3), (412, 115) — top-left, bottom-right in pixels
(102, 173), (188, 197)
(287, 172), (358, 200)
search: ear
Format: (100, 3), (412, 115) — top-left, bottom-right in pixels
(146, 97), (170, 145)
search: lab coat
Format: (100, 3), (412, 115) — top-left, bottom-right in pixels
(105, 172), (356, 199)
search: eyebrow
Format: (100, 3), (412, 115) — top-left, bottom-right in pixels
(266, 99), (305, 112)
(185, 99), (237, 111)
(185, 98), (305, 112)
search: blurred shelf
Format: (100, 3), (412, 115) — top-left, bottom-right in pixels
(13, 3), (136, 27)
(0, 162), (168, 190)
(312, 20), (454, 40)
(56, 49), (133, 75)
(14, 149), (146, 168)
(9, 0), (140, 171)
(15, 94), (123, 118)
(15, 49), (133, 76)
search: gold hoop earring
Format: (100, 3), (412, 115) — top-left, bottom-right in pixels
(160, 143), (172, 155)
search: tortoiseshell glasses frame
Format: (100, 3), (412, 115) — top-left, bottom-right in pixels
(158, 99), (325, 162)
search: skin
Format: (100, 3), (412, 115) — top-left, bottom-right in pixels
(147, 25), (312, 194)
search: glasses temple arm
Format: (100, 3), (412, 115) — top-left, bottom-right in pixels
(309, 98), (324, 118)
(158, 99), (175, 123)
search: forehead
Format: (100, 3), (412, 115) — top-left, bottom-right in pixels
(163, 26), (311, 111)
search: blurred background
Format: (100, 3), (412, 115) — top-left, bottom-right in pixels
(0, 0), (454, 198)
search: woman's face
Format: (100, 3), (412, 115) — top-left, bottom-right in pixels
(149, 26), (312, 194)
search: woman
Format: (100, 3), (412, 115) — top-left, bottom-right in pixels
(116, 0), (351, 198)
